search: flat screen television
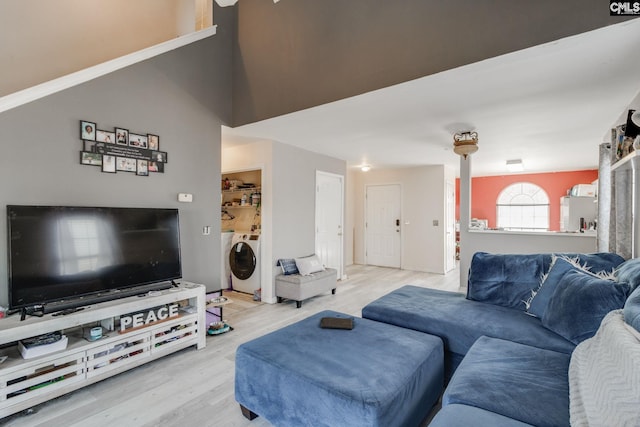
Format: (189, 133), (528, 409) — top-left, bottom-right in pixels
(7, 205), (182, 314)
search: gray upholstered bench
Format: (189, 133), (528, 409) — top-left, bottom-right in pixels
(275, 268), (337, 308)
(235, 310), (444, 426)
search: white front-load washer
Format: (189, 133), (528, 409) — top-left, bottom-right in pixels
(229, 233), (261, 294)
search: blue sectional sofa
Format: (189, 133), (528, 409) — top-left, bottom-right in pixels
(362, 252), (640, 426)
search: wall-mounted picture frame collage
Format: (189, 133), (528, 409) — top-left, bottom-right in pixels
(79, 120), (167, 176)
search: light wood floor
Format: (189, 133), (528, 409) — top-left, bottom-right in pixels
(2, 264), (461, 427)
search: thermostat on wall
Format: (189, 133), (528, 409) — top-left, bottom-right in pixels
(178, 193), (193, 203)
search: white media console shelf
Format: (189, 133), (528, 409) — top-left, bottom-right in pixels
(0, 282), (206, 419)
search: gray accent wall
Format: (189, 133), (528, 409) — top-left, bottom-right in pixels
(232, 0), (633, 125)
(0, 34), (232, 306)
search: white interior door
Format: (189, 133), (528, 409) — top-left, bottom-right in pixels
(366, 184), (401, 268)
(315, 171), (344, 278)
(445, 180), (456, 272)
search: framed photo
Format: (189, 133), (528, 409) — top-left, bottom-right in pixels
(152, 151), (168, 163)
(116, 157), (137, 173)
(96, 130), (115, 144)
(84, 140), (107, 154)
(116, 128), (129, 146)
(84, 140), (97, 152)
(137, 159), (149, 176)
(148, 134), (159, 150)
(129, 133), (148, 149)
(80, 151), (102, 166)
(81, 120), (96, 141)
(149, 161), (164, 173)
(102, 155), (116, 173)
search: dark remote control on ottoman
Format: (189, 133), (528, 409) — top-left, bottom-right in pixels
(319, 316), (354, 330)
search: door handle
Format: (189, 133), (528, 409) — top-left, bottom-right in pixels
(396, 219), (400, 226)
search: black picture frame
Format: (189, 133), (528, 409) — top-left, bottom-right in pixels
(102, 155), (116, 173)
(80, 151), (102, 166)
(129, 133), (148, 149)
(84, 140), (96, 152)
(96, 130), (115, 144)
(148, 134), (160, 150)
(149, 161), (164, 173)
(152, 151), (168, 163)
(81, 120), (96, 141)
(137, 159), (149, 176)
(79, 124), (165, 177)
(116, 128), (129, 146)
(116, 157), (137, 173)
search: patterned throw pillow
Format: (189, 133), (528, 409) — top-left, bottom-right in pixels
(526, 256), (616, 318)
(276, 259), (299, 275)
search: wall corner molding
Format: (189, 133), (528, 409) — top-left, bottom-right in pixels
(0, 26), (217, 114)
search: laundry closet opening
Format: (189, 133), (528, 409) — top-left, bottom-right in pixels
(221, 169), (262, 297)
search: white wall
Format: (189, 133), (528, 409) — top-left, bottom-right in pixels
(351, 165), (450, 274)
(0, 0), (202, 97)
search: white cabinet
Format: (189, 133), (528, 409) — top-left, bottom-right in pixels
(0, 282), (205, 419)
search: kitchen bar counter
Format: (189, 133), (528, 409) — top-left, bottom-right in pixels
(459, 229), (597, 288)
(469, 229), (597, 237)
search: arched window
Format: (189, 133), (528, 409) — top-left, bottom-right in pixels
(496, 182), (549, 231)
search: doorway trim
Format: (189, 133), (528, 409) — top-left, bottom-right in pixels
(221, 164), (272, 302)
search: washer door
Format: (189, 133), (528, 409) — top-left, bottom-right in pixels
(229, 242), (256, 280)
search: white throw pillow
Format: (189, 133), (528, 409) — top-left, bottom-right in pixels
(295, 255), (325, 276)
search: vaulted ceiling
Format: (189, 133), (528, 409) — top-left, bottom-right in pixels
(223, 1), (640, 176)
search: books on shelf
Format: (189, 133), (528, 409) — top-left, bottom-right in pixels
(19, 335), (68, 360)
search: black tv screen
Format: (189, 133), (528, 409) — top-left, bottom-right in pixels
(7, 205), (182, 311)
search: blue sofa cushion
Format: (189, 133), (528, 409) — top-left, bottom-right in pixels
(362, 286), (575, 357)
(443, 336), (571, 427)
(542, 270), (629, 344)
(468, 252), (624, 310)
(615, 257), (640, 291)
(527, 256), (616, 319)
(235, 310), (443, 427)
(430, 404), (535, 427)
(624, 285), (640, 332)
(467, 252), (546, 309)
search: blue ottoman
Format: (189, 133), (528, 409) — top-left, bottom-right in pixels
(235, 310), (444, 427)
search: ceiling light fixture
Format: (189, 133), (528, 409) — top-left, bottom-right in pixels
(506, 159), (524, 172)
(453, 131), (479, 159)
(360, 164), (371, 172)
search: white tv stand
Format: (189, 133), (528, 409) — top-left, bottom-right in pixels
(0, 282), (206, 419)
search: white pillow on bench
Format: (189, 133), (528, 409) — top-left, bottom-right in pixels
(295, 255), (325, 276)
